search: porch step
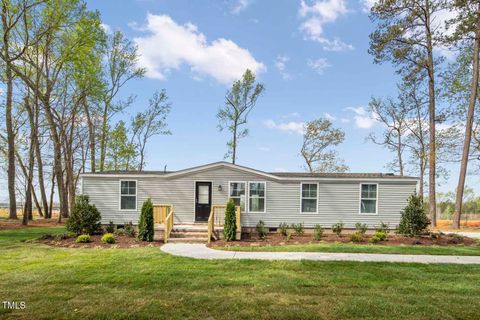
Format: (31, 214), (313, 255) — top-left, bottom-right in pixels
(169, 231), (208, 238)
(167, 237), (209, 243)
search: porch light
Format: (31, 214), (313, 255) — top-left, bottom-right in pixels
(217, 185), (222, 192)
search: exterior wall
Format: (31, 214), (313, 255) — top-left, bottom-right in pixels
(81, 166), (417, 228)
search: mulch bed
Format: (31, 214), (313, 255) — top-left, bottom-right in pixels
(211, 232), (478, 248)
(37, 234), (163, 249)
(0, 219), (64, 230)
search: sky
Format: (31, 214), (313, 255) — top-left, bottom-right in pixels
(2, 0), (477, 201)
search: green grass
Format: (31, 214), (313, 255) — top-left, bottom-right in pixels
(215, 241), (480, 256)
(1, 227), (480, 319)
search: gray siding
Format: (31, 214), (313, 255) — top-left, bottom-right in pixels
(82, 166), (417, 228)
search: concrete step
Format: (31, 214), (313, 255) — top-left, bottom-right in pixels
(167, 237), (208, 243)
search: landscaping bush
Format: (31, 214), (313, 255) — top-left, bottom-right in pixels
(286, 232), (293, 241)
(398, 193), (430, 237)
(370, 230), (387, 243)
(55, 231), (76, 240)
(355, 223), (368, 235)
(278, 222), (289, 236)
(138, 198), (154, 242)
(125, 221), (136, 237)
(101, 233), (116, 244)
(223, 198), (237, 241)
(75, 234), (91, 243)
(350, 231), (363, 242)
(105, 221), (116, 233)
(66, 195), (102, 235)
(314, 224), (324, 240)
(376, 221), (390, 234)
(291, 223), (304, 235)
(332, 222), (344, 236)
(256, 220), (267, 239)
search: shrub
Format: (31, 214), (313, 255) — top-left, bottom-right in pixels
(350, 231), (363, 242)
(286, 232), (293, 241)
(138, 198), (155, 242)
(256, 220), (267, 239)
(370, 230), (387, 243)
(355, 223), (368, 235)
(332, 222), (344, 236)
(55, 231), (76, 240)
(66, 195), (102, 235)
(376, 221), (390, 234)
(101, 233), (116, 244)
(291, 223), (304, 235)
(223, 198), (237, 241)
(278, 222), (289, 236)
(398, 193), (430, 237)
(125, 221), (136, 237)
(105, 221), (116, 233)
(314, 224), (324, 240)
(75, 234), (91, 243)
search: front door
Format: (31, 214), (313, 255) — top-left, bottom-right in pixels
(195, 182), (212, 222)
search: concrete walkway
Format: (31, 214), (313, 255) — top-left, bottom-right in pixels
(161, 243), (480, 264)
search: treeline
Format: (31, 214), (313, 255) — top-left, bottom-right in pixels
(0, 0), (171, 224)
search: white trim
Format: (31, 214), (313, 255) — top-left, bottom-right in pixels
(167, 162), (280, 180)
(193, 180), (213, 222)
(300, 182), (319, 214)
(248, 181), (266, 213)
(119, 180), (137, 211)
(228, 181), (247, 212)
(358, 183), (379, 215)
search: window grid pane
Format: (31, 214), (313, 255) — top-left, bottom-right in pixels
(301, 184), (317, 212)
(360, 184), (377, 213)
(249, 182), (265, 212)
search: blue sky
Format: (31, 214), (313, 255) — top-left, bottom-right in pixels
(80, 0), (477, 194)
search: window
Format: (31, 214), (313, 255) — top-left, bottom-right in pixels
(301, 183), (318, 213)
(120, 180), (137, 210)
(360, 184), (377, 214)
(249, 182), (265, 212)
(229, 182), (246, 211)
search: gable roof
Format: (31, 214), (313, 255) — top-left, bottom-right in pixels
(80, 161), (418, 182)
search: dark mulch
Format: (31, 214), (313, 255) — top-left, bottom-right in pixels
(211, 232), (477, 248)
(38, 234), (162, 249)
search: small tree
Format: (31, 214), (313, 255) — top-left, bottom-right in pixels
(138, 198), (154, 242)
(223, 198), (237, 241)
(66, 195), (102, 235)
(398, 193), (430, 237)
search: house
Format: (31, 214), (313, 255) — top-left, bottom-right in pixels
(80, 161), (418, 241)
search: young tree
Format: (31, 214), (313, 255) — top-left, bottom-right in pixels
(369, 0), (448, 227)
(131, 90), (171, 171)
(398, 192), (430, 237)
(447, 1), (480, 229)
(217, 69), (264, 164)
(138, 198), (154, 242)
(367, 96), (408, 175)
(223, 198), (237, 241)
(105, 121), (137, 171)
(301, 118), (348, 173)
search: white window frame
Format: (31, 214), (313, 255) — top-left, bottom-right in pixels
(248, 181), (266, 213)
(359, 183), (378, 215)
(228, 181), (247, 212)
(119, 180), (137, 211)
(300, 182), (318, 214)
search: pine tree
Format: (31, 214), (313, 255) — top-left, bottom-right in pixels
(138, 198), (154, 242)
(398, 193), (430, 237)
(223, 198), (237, 241)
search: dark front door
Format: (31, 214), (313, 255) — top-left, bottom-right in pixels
(195, 182), (212, 222)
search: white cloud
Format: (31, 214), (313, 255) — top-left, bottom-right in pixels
(100, 23), (112, 34)
(231, 0), (254, 14)
(134, 14), (266, 84)
(340, 117), (350, 123)
(360, 0), (376, 13)
(274, 55), (291, 80)
(307, 58), (331, 74)
(298, 0), (353, 51)
(324, 112), (336, 121)
(264, 119), (305, 135)
(346, 106), (377, 129)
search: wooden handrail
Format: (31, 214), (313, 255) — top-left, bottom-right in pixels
(235, 206), (241, 240)
(207, 204), (242, 243)
(164, 208), (174, 243)
(153, 204), (173, 224)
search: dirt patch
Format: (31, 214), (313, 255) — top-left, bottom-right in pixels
(0, 219), (64, 230)
(211, 232), (478, 248)
(37, 234), (162, 249)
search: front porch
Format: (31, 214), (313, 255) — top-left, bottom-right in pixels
(152, 204), (241, 243)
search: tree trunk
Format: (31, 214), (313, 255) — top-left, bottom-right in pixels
(232, 120), (237, 164)
(452, 24), (480, 229)
(83, 99), (96, 172)
(397, 131), (404, 176)
(425, 2), (437, 227)
(99, 104), (109, 172)
(5, 62), (17, 220)
(49, 168), (56, 219)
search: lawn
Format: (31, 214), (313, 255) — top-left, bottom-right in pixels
(1, 227), (480, 319)
(214, 242), (480, 256)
